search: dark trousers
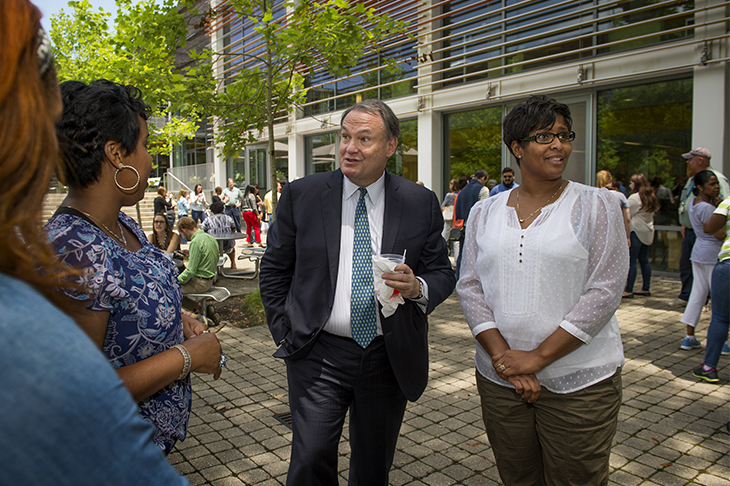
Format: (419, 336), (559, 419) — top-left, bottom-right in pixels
(626, 232), (651, 293)
(705, 261), (729, 368)
(285, 332), (407, 486)
(678, 228), (696, 300)
(224, 206), (241, 232)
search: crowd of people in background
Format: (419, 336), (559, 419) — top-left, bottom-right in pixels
(150, 177), (288, 265)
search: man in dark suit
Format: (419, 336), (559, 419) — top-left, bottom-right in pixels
(453, 169), (489, 278)
(259, 99), (455, 485)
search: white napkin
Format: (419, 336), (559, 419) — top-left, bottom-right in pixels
(372, 255), (405, 318)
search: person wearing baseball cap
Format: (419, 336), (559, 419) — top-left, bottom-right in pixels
(673, 147), (730, 307)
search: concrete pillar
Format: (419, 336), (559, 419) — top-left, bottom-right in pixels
(692, 0), (729, 173)
(415, 0), (443, 198)
(418, 111), (442, 199)
(287, 133), (306, 180)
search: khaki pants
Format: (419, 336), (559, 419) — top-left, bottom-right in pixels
(476, 369), (622, 486)
(180, 276), (213, 310)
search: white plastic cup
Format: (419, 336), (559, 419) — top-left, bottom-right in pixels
(380, 253), (405, 273)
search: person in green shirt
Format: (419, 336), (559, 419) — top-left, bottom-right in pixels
(177, 217), (220, 321)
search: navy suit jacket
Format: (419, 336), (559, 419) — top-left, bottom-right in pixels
(259, 170), (456, 401)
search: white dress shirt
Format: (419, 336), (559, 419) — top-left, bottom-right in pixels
(324, 172), (428, 338)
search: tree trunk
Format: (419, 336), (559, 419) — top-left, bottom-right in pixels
(264, 0), (279, 222)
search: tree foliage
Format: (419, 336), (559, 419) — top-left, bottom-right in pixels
(213, 0), (408, 214)
(50, 0), (216, 155)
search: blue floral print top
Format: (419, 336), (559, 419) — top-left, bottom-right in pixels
(45, 210), (191, 453)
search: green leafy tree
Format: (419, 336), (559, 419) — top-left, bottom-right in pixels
(213, 0), (408, 218)
(50, 0), (216, 156)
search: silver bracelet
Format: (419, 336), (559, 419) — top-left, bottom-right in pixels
(173, 344), (191, 381)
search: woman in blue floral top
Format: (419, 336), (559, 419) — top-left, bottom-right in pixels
(46, 80), (224, 454)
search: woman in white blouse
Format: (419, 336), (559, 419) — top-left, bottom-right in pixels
(624, 173), (659, 298)
(457, 95), (628, 485)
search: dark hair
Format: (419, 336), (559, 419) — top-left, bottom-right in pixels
(57, 79), (150, 189)
(244, 184), (257, 198)
(692, 170), (717, 196)
(194, 183), (203, 194)
(341, 99), (400, 141)
(502, 167), (514, 175)
(503, 95), (573, 165)
(150, 211), (174, 249)
(0, 0), (79, 310)
(457, 175), (469, 191)
(630, 173), (660, 212)
(210, 200), (224, 214)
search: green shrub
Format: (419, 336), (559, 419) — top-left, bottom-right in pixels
(240, 288), (266, 326)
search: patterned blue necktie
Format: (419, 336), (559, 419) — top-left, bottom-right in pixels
(350, 188), (377, 348)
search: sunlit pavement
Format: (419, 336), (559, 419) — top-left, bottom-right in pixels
(170, 273), (729, 485)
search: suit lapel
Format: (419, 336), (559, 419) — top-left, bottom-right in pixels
(322, 170), (343, 295)
(381, 172), (402, 254)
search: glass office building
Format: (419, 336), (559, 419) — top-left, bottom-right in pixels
(207, 0), (730, 274)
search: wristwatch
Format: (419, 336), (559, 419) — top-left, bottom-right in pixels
(414, 279), (424, 300)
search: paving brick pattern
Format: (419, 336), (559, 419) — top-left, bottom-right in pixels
(170, 276), (730, 485)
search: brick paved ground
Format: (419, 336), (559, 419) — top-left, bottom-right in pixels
(170, 270), (729, 485)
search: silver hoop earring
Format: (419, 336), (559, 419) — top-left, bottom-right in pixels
(114, 163), (140, 192)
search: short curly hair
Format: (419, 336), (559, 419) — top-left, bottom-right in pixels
(57, 79), (150, 189)
(502, 95), (572, 165)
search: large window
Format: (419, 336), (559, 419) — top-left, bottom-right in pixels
(306, 132), (338, 175)
(444, 106), (503, 189)
(387, 119), (418, 181)
(597, 78), (693, 274)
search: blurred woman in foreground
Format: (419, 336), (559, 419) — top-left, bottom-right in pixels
(457, 95), (628, 485)
(0, 0), (189, 483)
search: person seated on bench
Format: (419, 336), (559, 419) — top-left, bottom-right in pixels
(177, 216), (220, 324)
(201, 200), (237, 269)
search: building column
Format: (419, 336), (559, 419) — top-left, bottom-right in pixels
(418, 111), (442, 199)
(288, 133), (305, 180)
(416, 0), (442, 198)
(692, 0), (729, 172)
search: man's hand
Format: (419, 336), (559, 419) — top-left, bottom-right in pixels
(382, 264), (421, 299)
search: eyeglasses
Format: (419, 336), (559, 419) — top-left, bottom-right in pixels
(521, 131), (575, 144)
(154, 220), (166, 225)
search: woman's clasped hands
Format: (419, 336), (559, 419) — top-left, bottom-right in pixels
(492, 349), (544, 403)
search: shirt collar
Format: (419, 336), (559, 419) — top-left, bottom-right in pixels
(343, 171), (386, 205)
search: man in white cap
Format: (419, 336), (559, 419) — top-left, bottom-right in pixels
(673, 147), (729, 307)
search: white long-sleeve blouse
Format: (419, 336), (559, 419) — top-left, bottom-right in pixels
(456, 182), (629, 393)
